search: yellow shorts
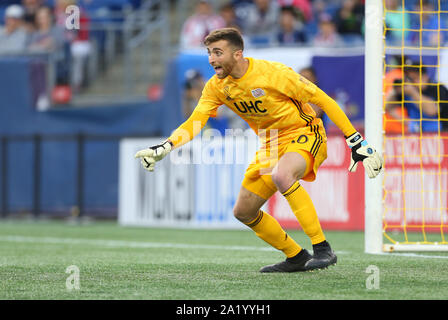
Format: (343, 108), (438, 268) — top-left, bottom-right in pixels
(242, 127), (327, 200)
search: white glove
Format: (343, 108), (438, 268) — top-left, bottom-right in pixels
(134, 140), (173, 172)
(346, 132), (384, 179)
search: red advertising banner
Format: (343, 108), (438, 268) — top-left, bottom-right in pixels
(382, 134), (447, 232)
(269, 134), (448, 232)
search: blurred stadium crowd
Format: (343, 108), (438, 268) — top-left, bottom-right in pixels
(0, 0), (447, 113)
(180, 0), (448, 49)
(1, 0), (447, 87)
(179, 0), (448, 133)
(0, 0), (143, 98)
(181, 0), (364, 49)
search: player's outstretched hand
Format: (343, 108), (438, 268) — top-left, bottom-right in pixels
(134, 140), (173, 172)
(346, 132), (383, 179)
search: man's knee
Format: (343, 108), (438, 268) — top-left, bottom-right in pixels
(233, 187), (265, 224)
(233, 204), (256, 224)
(271, 168), (297, 193)
(233, 205), (244, 222)
(272, 153), (308, 193)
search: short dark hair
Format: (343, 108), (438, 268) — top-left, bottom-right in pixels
(203, 28), (244, 51)
(280, 5), (298, 18)
(404, 61), (427, 75)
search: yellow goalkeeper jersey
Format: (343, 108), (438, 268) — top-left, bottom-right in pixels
(169, 57), (356, 148)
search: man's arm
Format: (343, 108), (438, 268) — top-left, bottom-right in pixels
(166, 110), (210, 149)
(403, 84), (438, 117)
(308, 87), (383, 178)
(307, 86), (357, 137)
(135, 110), (210, 171)
(384, 88), (405, 119)
(274, 65), (383, 178)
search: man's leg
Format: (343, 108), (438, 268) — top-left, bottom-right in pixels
(233, 185), (301, 258)
(234, 185), (316, 272)
(271, 150), (337, 266)
(271, 151), (326, 245)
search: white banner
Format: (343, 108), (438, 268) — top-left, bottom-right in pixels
(118, 134), (260, 228)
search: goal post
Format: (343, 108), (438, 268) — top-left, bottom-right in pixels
(364, 0), (384, 254)
(365, 0), (448, 253)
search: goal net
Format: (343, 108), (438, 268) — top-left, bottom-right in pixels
(366, 0), (448, 252)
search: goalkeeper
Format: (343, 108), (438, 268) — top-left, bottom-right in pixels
(135, 28), (383, 272)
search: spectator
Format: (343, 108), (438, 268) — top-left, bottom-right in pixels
(180, 0), (226, 50)
(22, 0), (44, 32)
(182, 69), (233, 133)
(306, 0), (329, 37)
(299, 66), (317, 84)
(0, 4), (28, 54)
(383, 55), (408, 134)
(410, 0), (447, 47)
(55, 0), (90, 42)
(277, 0), (312, 22)
(219, 3), (242, 31)
(27, 6), (64, 53)
(385, 61), (442, 133)
(312, 13), (343, 47)
(276, 5), (307, 45)
(311, 0), (327, 20)
(183, 69), (206, 119)
(55, 0), (92, 91)
(242, 0), (279, 43)
(231, 0), (252, 6)
(334, 0), (364, 36)
(311, 0), (342, 22)
(384, 0), (410, 45)
(404, 63), (448, 132)
(2, 0), (21, 5)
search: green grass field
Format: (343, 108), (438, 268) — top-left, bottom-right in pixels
(1, 220), (447, 300)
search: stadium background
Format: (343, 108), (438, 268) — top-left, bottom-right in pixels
(0, 0), (446, 230)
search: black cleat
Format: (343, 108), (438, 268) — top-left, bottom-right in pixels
(309, 241), (337, 269)
(260, 249), (322, 273)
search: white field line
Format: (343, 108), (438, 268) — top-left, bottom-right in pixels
(0, 235), (352, 255)
(2, 236), (447, 258)
(0, 235), (278, 252)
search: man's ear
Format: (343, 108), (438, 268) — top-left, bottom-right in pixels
(233, 49), (243, 59)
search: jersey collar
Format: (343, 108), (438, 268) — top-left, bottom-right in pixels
(230, 57), (253, 82)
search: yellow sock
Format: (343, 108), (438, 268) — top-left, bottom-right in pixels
(282, 181), (326, 245)
(245, 210), (302, 258)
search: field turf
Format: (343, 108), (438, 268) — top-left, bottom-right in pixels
(1, 220), (447, 300)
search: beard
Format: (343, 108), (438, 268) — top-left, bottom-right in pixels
(216, 68), (228, 79)
(214, 58), (237, 79)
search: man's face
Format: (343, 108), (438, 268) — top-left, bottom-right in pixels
(197, 2), (211, 15)
(407, 70), (428, 84)
(206, 40), (240, 79)
(320, 21), (335, 36)
(280, 11), (295, 31)
(5, 17), (21, 32)
(23, 0), (41, 9)
(255, 0), (270, 11)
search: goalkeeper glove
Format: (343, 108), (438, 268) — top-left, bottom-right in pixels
(345, 132), (383, 179)
(134, 140), (173, 172)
